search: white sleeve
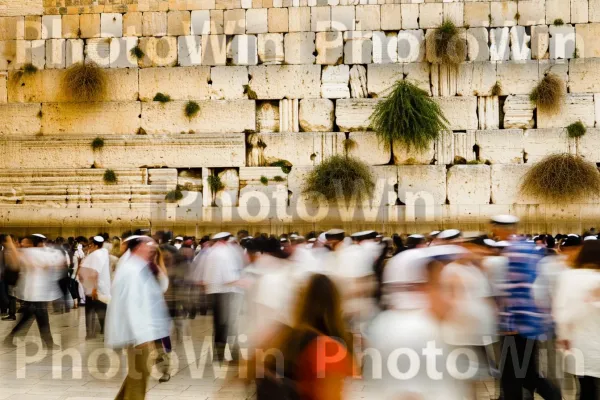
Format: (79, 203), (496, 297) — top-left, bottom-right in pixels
(158, 273), (169, 293)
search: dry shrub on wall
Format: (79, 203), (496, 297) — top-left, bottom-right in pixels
(530, 73), (564, 114)
(519, 153), (600, 203)
(430, 20), (465, 64)
(302, 155), (375, 203)
(62, 62), (107, 102)
(370, 80), (448, 151)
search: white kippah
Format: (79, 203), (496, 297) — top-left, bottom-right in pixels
(93, 235), (105, 243)
(32, 233), (46, 239)
(212, 232), (231, 240)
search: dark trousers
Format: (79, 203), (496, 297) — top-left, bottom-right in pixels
(0, 281), (7, 313)
(578, 376), (598, 400)
(7, 301), (54, 345)
(7, 295), (16, 318)
(500, 335), (561, 400)
(211, 293), (228, 362)
(85, 296), (107, 338)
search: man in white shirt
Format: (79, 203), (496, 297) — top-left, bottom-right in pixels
(78, 236), (111, 340)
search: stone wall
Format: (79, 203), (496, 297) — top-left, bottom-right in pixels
(1, 0), (600, 234)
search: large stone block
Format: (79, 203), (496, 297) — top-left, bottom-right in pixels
(101, 13), (123, 38)
(255, 102), (279, 133)
(398, 165), (447, 205)
(224, 9), (246, 35)
(202, 35), (227, 66)
(355, 5), (380, 31)
(246, 8), (267, 34)
(80, 14), (100, 39)
(397, 29), (425, 63)
(167, 10), (191, 36)
(139, 67), (210, 101)
(123, 12), (143, 37)
(24, 16), (41, 41)
(549, 25), (575, 59)
(85, 38), (111, 68)
(210, 66), (248, 99)
(464, 3), (490, 28)
(299, 99), (334, 132)
(436, 97), (478, 131)
(373, 32), (397, 64)
(190, 10), (211, 35)
(475, 129), (524, 164)
(139, 36), (177, 67)
(491, 164), (536, 205)
(572, 0), (590, 23)
(0, 17), (24, 40)
(467, 27), (490, 62)
(349, 65), (367, 99)
(0, 74), (5, 103)
(491, 1), (518, 27)
(531, 25), (549, 59)
(496, 60), (539, 95)
(321, 64), (350, 99)
(289, 7), (310, 32)
(335, 98), (379, 132)
(109, 37), (138, 69)
(174, 36), (200, 67)
(569, 59), (600, 93)
(523, 129), (573, 163)
(141, 100), (255, 134)
(41, 15), (61, 39)
(490, 27), (510, 61)
(503, 95), (535, 129)
(0, 103), (40, 135)
(478, 97), (500, 130)
(257, 132), (344, 166)
(284, 32), (315, 65)
(268, 8), (288, 33)
(447, 165), (491, 205)
(576, 23), (600, 58)
(344, 37), (372, 64)
(347, 131), (390, 166)
(0, 0), (43, 16)
(393, 140), (435, 165)
(311, 6), (331, 32)
(316, 31), (343, 65)
(367, 64), (403, 98)
(419, 3), (443, 29)
(142, 12), (167, 37)
(257, 33), (284, 64)
(45, 38), (65, 69)
(510, 26), (531, 61)
(456, 62), (497, 96)
(546, 0), (571, 24)
(518, 0), (546, 26)
(331, 5), (355, 31)
(248, 65), (321, 99)
(41, 102), (141, 135)
(229, 34), (258, 66)
(537, 94), (595, 128)
(577, 128), (600, 162)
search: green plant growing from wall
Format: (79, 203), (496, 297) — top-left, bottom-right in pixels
(153, 93), (171, 103)
(273, 176), (285, 182)
(519, 153), (600, 202)
(91, 137), (105, 150)
(185, 101), (200, 118)
(370, 80), (448, 151)
(243, 85), (258, 100)
(530, 73), (564, 114)
(165, 186), (184, 203)
(130, 45), (145, 60)
(302, 155), (375, 203)
(343, 138), (358, 155)
(553, 19), (564, 26)
(491, 81), (502, 96)
(260, 176), (269, 185)
(566, 121), (587, 138)
(103, 169), (117, 184)
(207, 174), (225, 206)
(62, 62), (107, 102)
(270, 160), (292, 174)
(430, 20), (465, 64)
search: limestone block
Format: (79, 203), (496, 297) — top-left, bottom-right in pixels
(456, 62), (497, 96)
(211, 10), (224, 35)
(31, 39), (45, 69)
(0, 0), (42, 17)
(397, 29), (425, 63)
(491, 164), (536, 205)
(531, 25), (549, 60)
(289, 7), (311, 32)
(549, 25), (575, 59)
(216, 168), (240, 207)
(316, 31), (343, 65)
(201, 35), (227, 66)
(40, 102), (140, 135)
(299, 99), (334, 132)
(101, 13), (123, 38)
(546, 0), (571, 24)
(140, 37), (178, 68)
(178, 35), (202, 66)
(329, 6), (354, 32)
(268, 8), (289, 33)
(592, 0), (600, 22)
(229, 34), (258, 66)
(248, 65), (321, 99)
(503, 95), (535, 129)
(397, 165), (446, 205)
(344, 37), (372, 64)
(0, 103), (40, 135)
(419, 3), (443, 29)
(478, 97), (500, 130)
(510, 26), (531, 61)
(45, 39), (65, 69)
(65, 39), (84, 67)
(399, 4), (418, 30)
(167, 11), (191, 36)
(142, 100), (255, 134)
(258, 33), (284, 64)
(537, 94), (595, 128)
(85, 38), (111, 68)
(467, 27), (490, 62)
(403, 63), (431, 95)
(393, 140), (435, 165)
(109, 37), (138, 69)
(436, 97), (478, 131)
(464, 3), (490, 28)
(246, 8), (268, 34)
(149, 168), (178, 186)
(256, 102), (279, 133)
(279, 98), (299, 133)
(380, 4), (401, 31)
(349, 65), (367, 98)
(490, 27), (510, 61)
(577, 128), (600, 162)
(210, 66), (248, 99)
(347, 131), (390, 166)
(191, 10), (211, 35)
(284, 32), (315, 65)
(569, 58), (600, 92)
(595, 94), (600, 127)
(336, 98), (379, 132)
(431, 64), (458, 97)
(139, 67), (210, 101)
(453, 131), (477, 163)
(224, 9), (245, 35)
(490, 1), (518, 27)
(24, 16), (41, 41)
(123, 12), (143, 37)
(373, 32), (397, 64)
(0, 74), (5, 103)
(576, 23), (600, 58)
(496, 61), (539, 95)
(572, 0), (590, 23)
(539, 60), (569, 88)
(367, 64), (403, 97)
(475, 129), (524, 164)
(518, 0), (546, 26)
(355, 5), (380, 31)
(444, 2), (464, 27)
(321, 64), (350, 99)
(143, 12), (168, 37)
(311, 6), (331, 32)
(41, 15), (61, 39)
(524, 129), (573, 165)
(60, 15), (79, 39)
(447, 165), (491, 206)
(258, 132), (344, 166)
(79, 14), (101, 40)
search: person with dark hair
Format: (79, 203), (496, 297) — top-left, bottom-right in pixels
(392, 233), (404, 255)
(0, 235), (17, 321)
(554, 240), (600, 400)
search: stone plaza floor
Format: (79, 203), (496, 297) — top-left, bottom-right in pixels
(0, 309), (577, 400)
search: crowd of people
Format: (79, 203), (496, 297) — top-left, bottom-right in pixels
(0, 217), (599, 400)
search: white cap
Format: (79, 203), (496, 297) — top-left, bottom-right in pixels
(326, 228), (345, 235)
(93, 235), (105, 243)
(32, 233), (46, 239)
(212, 232), (231, 240)
(437, 229), (461, 240)
(484, 239), (497, 247)
(584, 236), (598, 241)
(308, 238), (317, 243)
(175, 236), (184, 241)
(351, 230), (377, 240)
(429, 230), (441, 237)
(491, 215), (520, 225)
(289, 234), (299, 239)
(317, 232), (327, 244)
(124, 235), (142, 242)
(408, 234), (425, 239)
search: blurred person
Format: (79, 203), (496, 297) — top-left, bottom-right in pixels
(109, 236), (122, 278)
(391, 233), (404, 255)
(105, 236), (170, 400)
(1, 235), (18, 321)
(406, 234), (426, 250)
(173, 236), (184, 250)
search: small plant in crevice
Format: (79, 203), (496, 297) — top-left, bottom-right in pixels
(467, 159), (492, 165)
(453, 156), (467, 165)
(370, 80), (448, 151)
(130, 45), (145, 60)
(270, 160), (292, 174)
(153, 92), (171, 103)
(137, 127), (147, 135)
(273, 175), (285, 182)
(260, 176), (269, 186)
(567, 120), (587, 138)
(91, 137), (105, 150)
(185, 101), (200, 118)
(343, 138), (358, 155)
(62, 62), (107, 102)
(519, 153), (600, 202)
(302, 155), (375, 203)
(553, 19), (565, 26)
(430, 19), (465, 64)
(491, 81), (502, 96)
(103, 169), (117, 184)
(515, 12), (520, 21)
(165, 187), (184, 203)
(11, 63), (38, 84)
(573, 48), (580, 59)
(207, 174), (225, 206)
(529, 73), (564, 114)
(243, 85), (258, 100)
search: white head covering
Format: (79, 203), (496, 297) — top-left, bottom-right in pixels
(212, 232), (231, 240)
(93, 235), (105, 243)
(491, 215), (520, 225)
(32, 233), (46, 239)
(175, 236), (184, 241)
(584, 236), (598, 241)
(437, 229), (461, 240)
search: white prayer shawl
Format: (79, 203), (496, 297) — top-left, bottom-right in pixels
(80, 248), (112, 303)
(16, 247), (65, 302)
(105, 254), (171, 349)
(202, 243), (242, 295)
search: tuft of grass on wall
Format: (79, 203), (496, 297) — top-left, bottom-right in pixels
(62, 62), (107, 102)
(91, 137), (105, 150)
(103, 169), (117, 184)
(130, 45), (145, 60)
(491, 81), (502, 96)
(153, 92), (172, 103)
(529, 73), (564, 114)
(165, 188), (184, 203)
(185, 101), (200, 118)
(566, 121), (587, 138)
(553, 19), (564, 26)
(273, 175), (285, 182)
(431, 19), (465, 64)
(270, 160), (292, 174)
(260, 176), (269, 185)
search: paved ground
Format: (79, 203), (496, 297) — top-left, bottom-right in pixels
(0, 309), (576, 400)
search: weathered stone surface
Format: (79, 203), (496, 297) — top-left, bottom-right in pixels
(177, 35), (203, 67)
(210, 66), (248, 99)
(284, 32), (315, 65)
(101, 13), (123, 38)
(401, 3), (419, 30)
(447, 165), (491, 205)
(518, 0), (546, 26)
(24, 16), (40, 40)
(45, 38), (65, 69)
(503, 95), (535, 129)
(109, 37), (138, 68)
(321, 64), (349, 99)
(372, 31), (397, 64)
(549, 25), (575, 59)
(490, 27), (510, 61)
(537, 94), (595, 128)
(123, 12), (143, 37)
(478, 97), (500, 130)
(491, 164), (536, 205)
(397, 29), (425, 63)
(246, 8), (267, 34)
(139, 67), (210, 101)
(467, 27), (490, 62)
(0, 103), (40, 135)
(299, 99), (334, 132)
(316, 31), (343, 65)
(419, 3), (443, 29)
(431, 64), (458, 97)
(85, 38), (111, 67)
(61, 15), (79, 39)
(256, 102), (279, 133)
(229, 34), (258, 66)
(510, 26), (531, 60)
(576, 23), (600, 58)
(393, 140), (435, 165)
(380, 4), (401, 31)
(398, 165), (447, 205)
(436, 97), (478, 131)
(366, 64), (403, 98)
(349, 65), (367, 98)
(248, 65), (321, 99)
(142, 12), (168, 37)
(289, 7), (310, 32)
(279, 98), (299, 133)
(258, 33), (284, 64)
(546, 0), (571, 24)
(41, 15), (61, 39)
(41, 102), (141, 135)
(496, 60), (539, 95)
(572, 0), (589, 23)
(531, 25), (549, 59)
(167, 10), (191, 36)
(464, 3), (490, 28)
(80, 14), (100, 39)
(335, 98), (379, 132)
(190, 10), (211, 35)
(456, 62), (497, 96)
(355, 5), (380, 31)
(344, 36), (372, 64)
(142, 100), (255, 134)
(258, 132), (344, 166)
(476, 129), (524, 164)
(268, 8), (288, 33)
(404, 63), (431, 95)
(346, 131), (390, 166)
(577, 128), (600, 162)
(139, 36), (177, 67)
(0, 73), (6, 103)
(523, 129), (572, 163)
(569, 58), (600, 92)
(491, 1), (518, 27)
